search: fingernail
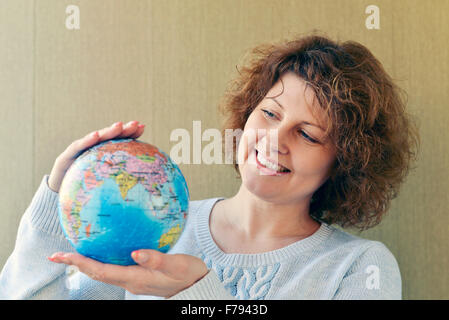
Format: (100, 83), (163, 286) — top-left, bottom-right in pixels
(90, 131), (98, 138)
(47, 256), (62, 263)
(113, 122), (122, 127)
(48, 252), (66, 262)
(132, 250), (149, 263)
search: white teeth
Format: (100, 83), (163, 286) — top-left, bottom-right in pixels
(256, 151), (288, 172)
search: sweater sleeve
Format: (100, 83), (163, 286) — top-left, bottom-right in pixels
(168, 269), (235, 300)
(0, 175), (125, 300)
(332, 241), (402, 300)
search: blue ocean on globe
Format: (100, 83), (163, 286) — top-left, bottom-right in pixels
(57, 138), (189, 265)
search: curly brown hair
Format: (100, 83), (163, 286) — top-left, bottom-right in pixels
(218, 32), (420, 231)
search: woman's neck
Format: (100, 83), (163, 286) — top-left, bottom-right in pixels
(220, 185), (320, 242)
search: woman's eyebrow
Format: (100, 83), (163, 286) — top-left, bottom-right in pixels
(266, 97), (325, 132)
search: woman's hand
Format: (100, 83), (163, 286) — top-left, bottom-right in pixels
(46, 121), (209, 297)
(48, 250), (209, 298)
(48, 121), (145, 192)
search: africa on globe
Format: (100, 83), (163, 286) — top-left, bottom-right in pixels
(57, 138), (190, 265)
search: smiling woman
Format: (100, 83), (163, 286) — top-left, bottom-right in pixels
(219, 33), (420, 231)
(0, 32), (419, 301)
(234, 73), (338, 220)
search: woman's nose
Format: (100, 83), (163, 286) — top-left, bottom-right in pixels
(262, 128), (289, 156)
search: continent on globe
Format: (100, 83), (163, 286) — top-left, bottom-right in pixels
(57, 138), (190, 265)
(158, 224), (182, 249)
(114, 171), (139, 199)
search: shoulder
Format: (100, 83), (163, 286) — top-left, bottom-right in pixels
(322, 225), (402, 299)
(325, 224), (399, 265)
(187, 197), (225, 217)
(181, 197), (225, 231)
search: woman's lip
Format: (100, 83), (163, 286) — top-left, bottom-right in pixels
(255, 150), (291, 176)
(255, 149), (290, 171)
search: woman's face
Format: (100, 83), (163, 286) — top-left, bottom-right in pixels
(237, 72), (336, 205)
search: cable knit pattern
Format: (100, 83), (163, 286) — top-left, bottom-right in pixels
(0, 176), (402, 300)
(201, 253), (281, 299)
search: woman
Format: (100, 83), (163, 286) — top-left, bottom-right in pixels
(0, 34), (419, 299)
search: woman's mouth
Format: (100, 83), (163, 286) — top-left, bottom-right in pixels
(255, 149), (291, 176)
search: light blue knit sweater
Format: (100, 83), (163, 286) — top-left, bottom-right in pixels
(0, 175), (401, 299)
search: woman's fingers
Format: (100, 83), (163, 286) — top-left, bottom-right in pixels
(48, 252), (135, 287)
(129, 124), (145, 139)
(116, 121), (140, 139)
(63, 121), (145, 161)
(48, 121), (145, 192)
(61, 122), (118, 161)
(97, 121), (145, 140)
(97, 121), (124, 141)
(76, 130), (101, 153)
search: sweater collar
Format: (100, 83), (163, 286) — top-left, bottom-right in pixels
(195, 197), (334, 267)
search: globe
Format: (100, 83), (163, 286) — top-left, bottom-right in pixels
(57, 138), (189, 265)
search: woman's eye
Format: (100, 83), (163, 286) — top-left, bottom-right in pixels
(262, 109), (319, 144)
(262, 109), (276, 119)
(299, 130), (319, 144)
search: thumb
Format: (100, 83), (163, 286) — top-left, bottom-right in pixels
(131, 249), (162, 268)
(131, 249), (208, 280)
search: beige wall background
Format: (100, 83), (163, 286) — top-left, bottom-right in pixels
(1, 0), (448, 299)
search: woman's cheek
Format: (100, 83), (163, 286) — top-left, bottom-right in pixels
(237, 125), (257, 164)
(236, 129), (248, 165)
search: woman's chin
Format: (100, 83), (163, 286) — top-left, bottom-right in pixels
(241, 171), (282, 199)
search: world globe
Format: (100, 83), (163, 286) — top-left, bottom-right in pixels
(57, 138), (189, 265)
